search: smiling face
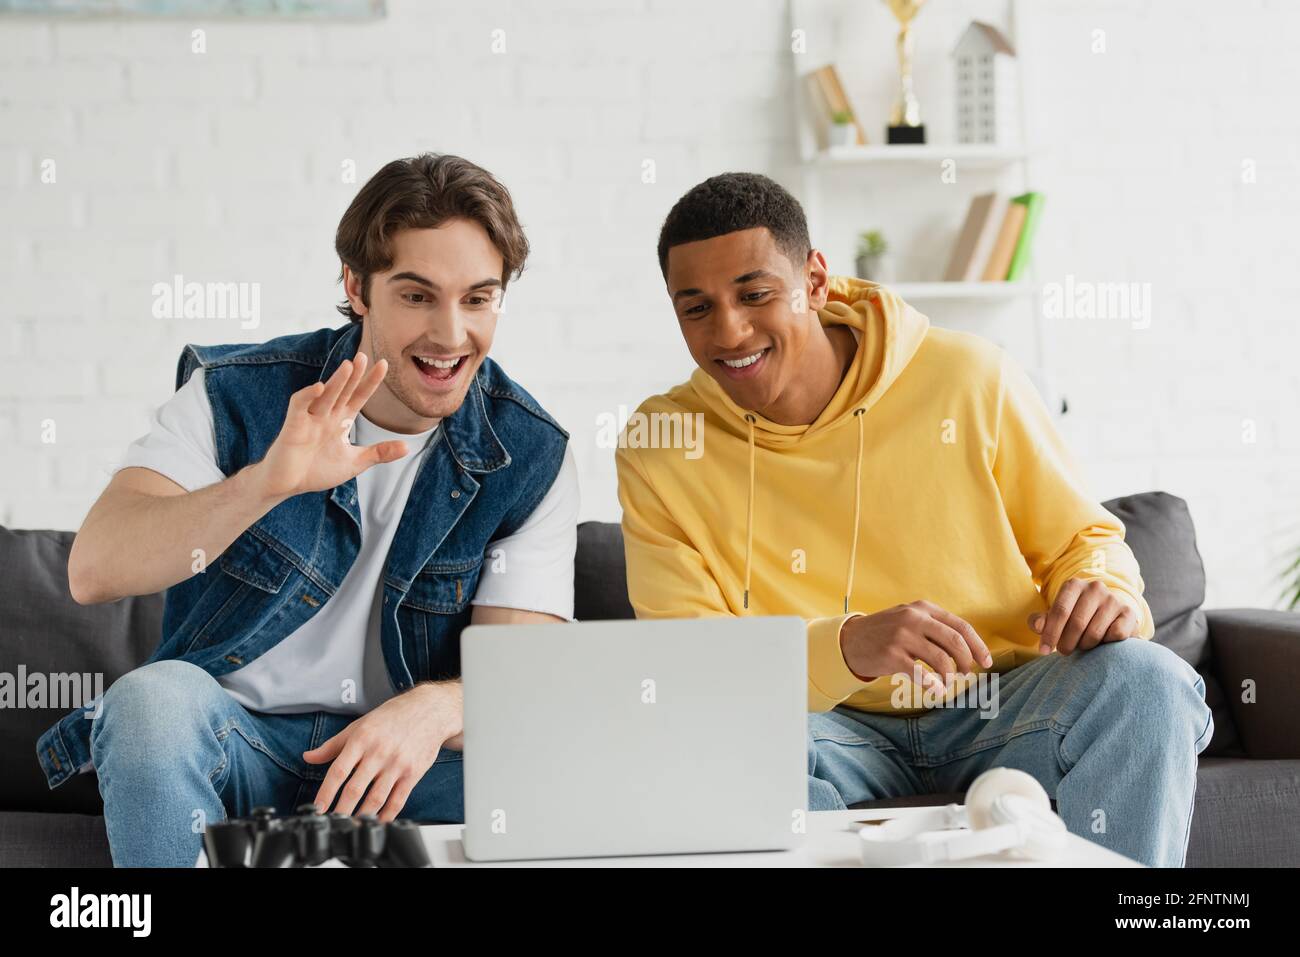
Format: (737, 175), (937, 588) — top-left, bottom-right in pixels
(666, 227), (830, 418)
(344, 218), (504, 432)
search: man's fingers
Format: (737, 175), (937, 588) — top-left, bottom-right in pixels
(312, 740), (362, 813)
(332, 352), (369, 416)
(926, 606), (992, 669)
(918, 617), (974, 675)
(289, 381), (326, 413)
(1078, 597), (1121, 651)
(357, 769), (399, 818)
(1058, 585), (1103, 655)
(900, 636), (954, 695)
(378, 775), (417, 823)
(1040, 579), (1083, 653)
(309, 359), (352, 416)
(344, 357), (389, 417)
(354, 439), (409, 472)
(1104, 604), (1137, 642)
(302, 727), (348, 765)
(332, 755), (384, 817)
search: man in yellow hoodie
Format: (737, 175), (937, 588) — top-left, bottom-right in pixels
(616, 173), (1213, 867)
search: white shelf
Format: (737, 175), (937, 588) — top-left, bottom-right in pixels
(788, 0), (1057, 414)
(886, 281), (1035, 301)
(815, 144), (1026, 169)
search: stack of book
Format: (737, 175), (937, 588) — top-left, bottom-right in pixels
(943, 191), (1044, 282)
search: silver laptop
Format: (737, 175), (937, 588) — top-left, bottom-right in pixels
(460, 616), (807, 862)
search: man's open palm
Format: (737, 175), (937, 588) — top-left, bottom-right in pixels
(259, 353), (408, 497)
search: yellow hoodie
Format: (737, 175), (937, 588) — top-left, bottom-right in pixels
(615, 277), (1154, 715)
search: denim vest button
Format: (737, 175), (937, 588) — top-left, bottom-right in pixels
(451, 490), (461, 499)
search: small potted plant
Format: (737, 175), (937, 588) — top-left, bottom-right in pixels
(829, 110), (856, 148)
(855, 230), (892, 283)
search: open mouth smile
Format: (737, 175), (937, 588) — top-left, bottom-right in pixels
(411, 353), (471, 388)
(715, 347), (770, 380)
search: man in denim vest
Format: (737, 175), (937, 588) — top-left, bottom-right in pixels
(38, 154), (578, 867)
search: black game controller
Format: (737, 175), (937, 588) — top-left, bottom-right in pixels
(204, 805), (432, 868)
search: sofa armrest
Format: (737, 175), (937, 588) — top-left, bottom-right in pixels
(1206, 608), (1300, 759)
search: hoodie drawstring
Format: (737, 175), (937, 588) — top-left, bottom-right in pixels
(743, 413), (756, 610)
(845, 408), (866, 614)
(742, 409), (866, 616)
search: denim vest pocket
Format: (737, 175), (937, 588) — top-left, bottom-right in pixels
(218, 530), (295, 594)
(400, 561), (483, 682)
(177, 532), (295, 654)
(402, 558), (483, 615)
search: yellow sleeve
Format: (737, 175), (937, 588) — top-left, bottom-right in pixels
(991, 353), (1155, 638)
(616, 445), (873, 710)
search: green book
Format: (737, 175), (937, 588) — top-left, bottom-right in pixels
(1005, 191), (1045, 281)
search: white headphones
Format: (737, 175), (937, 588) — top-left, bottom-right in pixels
(858, 768), (1068, 866)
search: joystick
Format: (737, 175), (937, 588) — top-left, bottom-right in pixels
(204, 805), (431, 868)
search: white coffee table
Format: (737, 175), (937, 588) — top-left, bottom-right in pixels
(420, 807), (1143, 868)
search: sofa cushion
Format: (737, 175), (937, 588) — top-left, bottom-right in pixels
(0, 811), (113, 868)
(1099, 492), (1239, 756)
(1184, 757), (1300, 867)
(1101, 491), (1209, 667)
(0, 527), (162, 813)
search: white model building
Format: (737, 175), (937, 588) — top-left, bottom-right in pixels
(953, 21), (1018, 146)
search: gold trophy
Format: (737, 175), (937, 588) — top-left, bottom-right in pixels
(884, 0), (928, 143)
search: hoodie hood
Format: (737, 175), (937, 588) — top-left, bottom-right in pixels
(687, 276), (930, 448)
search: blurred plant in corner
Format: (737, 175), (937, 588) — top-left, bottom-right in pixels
(1281, 544), (1300, 610)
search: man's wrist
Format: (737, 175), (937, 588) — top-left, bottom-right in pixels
(234, 460), (291, 511)
(409, 680), (463, 738)
(838, 614), (878, 682)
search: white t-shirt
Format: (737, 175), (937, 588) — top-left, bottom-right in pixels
(118, 367), (579, 715)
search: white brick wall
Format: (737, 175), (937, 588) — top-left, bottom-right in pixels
(1, 0), (1297, 609)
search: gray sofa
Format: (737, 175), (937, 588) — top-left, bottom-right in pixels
(1, 491), (1297, 866)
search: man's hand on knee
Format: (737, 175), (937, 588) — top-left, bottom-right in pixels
(1030, 579), (1138, 657)
(840, 600), (994, 695)
(303, 680), (462, 822)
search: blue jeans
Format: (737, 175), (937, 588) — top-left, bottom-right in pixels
(89, 660), (464, 867)
(806, 639), (1214, 867)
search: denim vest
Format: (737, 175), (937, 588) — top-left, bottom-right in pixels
(36, 322), (568, 789)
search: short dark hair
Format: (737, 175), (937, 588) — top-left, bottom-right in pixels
(335, 153), (529, 323)
(656, 172), (811, 277)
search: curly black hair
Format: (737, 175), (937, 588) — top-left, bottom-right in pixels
(656, 172), (811, 277)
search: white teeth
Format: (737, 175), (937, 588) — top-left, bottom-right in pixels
(721, 350), (765, 369)
(414, 356), (462, 370)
